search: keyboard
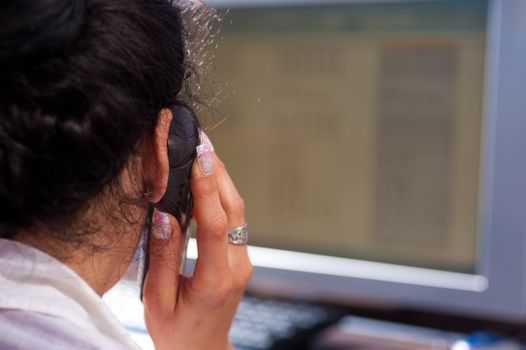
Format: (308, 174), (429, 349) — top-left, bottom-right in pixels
(230, 295), (341, 350)
(104, 281), (342, 350)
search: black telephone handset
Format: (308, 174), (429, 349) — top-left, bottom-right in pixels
(139, 105), (200, 300)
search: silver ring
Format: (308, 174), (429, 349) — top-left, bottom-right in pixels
(228, 224), (248, 245)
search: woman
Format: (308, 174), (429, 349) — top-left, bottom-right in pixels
(0, 0), (252, 349)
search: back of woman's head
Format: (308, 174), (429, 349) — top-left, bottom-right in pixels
(0, 0), (191, 239)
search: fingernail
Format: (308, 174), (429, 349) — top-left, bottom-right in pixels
(196, 130), (214, 176)
(152, 209), (171, 240)
(199, 129), (214, 151)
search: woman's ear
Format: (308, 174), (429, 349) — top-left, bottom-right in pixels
(143, 108), (173, 203)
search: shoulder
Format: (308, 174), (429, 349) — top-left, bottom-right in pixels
(0, 309), (131, 350)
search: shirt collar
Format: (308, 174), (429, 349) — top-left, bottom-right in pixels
(0, 238), (140, 349)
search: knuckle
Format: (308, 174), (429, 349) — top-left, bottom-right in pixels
(210, 213), (228, 233)
(193, 177), (217, 197)
(202, 214), (228, 242)
(245, 262), (254, 281)
(231, 259), (253, 292)
(230, 196), (245, 216)
(237, 262), (253, 289)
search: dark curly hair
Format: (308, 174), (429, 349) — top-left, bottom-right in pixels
(0, 0), (199, 244)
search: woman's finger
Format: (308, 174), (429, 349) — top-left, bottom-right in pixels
(143, 209), (182, 319)
(190, 144), (230, 285)
(214, 153), (245, 228)
(213, 153), (253, 286)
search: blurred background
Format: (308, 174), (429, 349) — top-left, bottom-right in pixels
(210, 0), (486, 273)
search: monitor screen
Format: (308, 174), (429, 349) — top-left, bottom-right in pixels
(210, 0), (487, 274)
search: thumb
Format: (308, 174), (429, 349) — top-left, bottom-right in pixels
(143, 209), (182, 319)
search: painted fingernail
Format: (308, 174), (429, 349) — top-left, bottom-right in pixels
(196, 130), (214, 176)
(152, 209), (171, 240)
(199, 129), (214, 151)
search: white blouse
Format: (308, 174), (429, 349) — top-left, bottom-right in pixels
(0, 238), (142, 350)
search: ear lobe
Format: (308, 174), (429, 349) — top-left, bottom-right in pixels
(145, 108), (173, 203)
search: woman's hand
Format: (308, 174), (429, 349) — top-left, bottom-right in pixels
(142, 150), (252, 350)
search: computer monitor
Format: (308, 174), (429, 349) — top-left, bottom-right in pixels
(195, 0), (526, 322)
